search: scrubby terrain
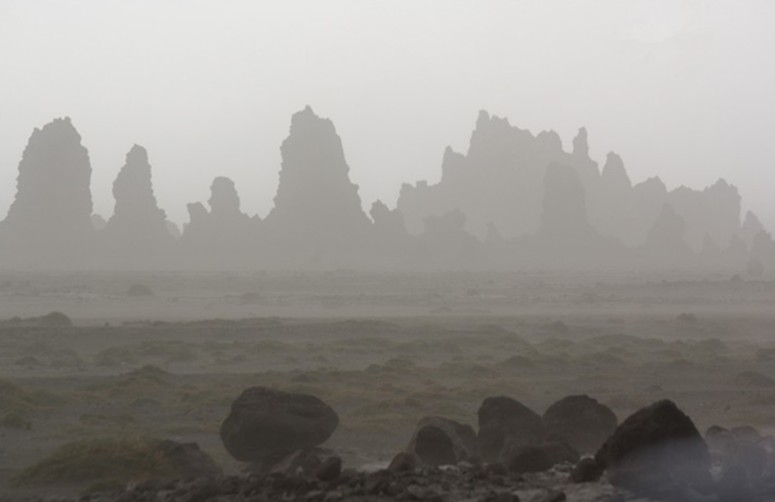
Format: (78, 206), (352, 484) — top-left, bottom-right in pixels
(1, 271), (775, 500)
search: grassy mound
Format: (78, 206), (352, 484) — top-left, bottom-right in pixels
(0, 379), (59, 411)
(12, 437), (177, 487)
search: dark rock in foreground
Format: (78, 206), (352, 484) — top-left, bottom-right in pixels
(595, 399), (712, 499)
(542, 395), (617, 454)
(38, 459), (626, 502)
(219, 387), (339, 467)
(478, 396), (544, 463)
(407, 416), (479, 466)
(570, 457), (604, 483)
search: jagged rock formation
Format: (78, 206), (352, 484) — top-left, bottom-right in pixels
(741, 211), (766, 249)
(416, 209), (482, 269)
(396, 111), (748, 259)
(523, 163), (623, 267)
(261, 106), (372, 267)
(0, 111), (768, 272)
(641, 204), (693, 264)
(397, 111), (576, 239)
(749, 231), (775, 273)
(668, 180), (741, 251)
(368, 200), (414, 268)
(539, 163), (591, 240)
(592, 152), (632, 239)
(0, 117), (95, 267)
(182, 176), (255, 268)
(101, 145), (173, 266)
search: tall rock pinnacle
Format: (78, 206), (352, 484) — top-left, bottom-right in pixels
(263, 106), (371, 266)
(102, 145), (172, 265)
(1, 117), (94, 265)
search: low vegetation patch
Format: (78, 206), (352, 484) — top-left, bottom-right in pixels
(12, 437), (177, 487)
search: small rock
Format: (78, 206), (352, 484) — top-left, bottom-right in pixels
(540, 490), (566, 502)
(389, 452), (418, 472)
(570, 457), (603, 483)
(482, 491), (520, 502)
(407, 416), (479, 466)
(500, 444), (553, 474)
(317, 456), (342, 481)
(716, 463), (753, 502)
(722, 440), (767, 479)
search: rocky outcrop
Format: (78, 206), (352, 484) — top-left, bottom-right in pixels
(102, 145), (173, 266)
(219, 387), (339, 469)
(741, 211), (766, 249)
(478, 396), (545, 463)
(1, 117), (94, 266)
(396, 110), (750, 264)
(524, 163), (623, 267)
(261, 106), (372, 267)
(182, 176), (255, 268)
(641, 204), (693, 264)
(668, 180), (742, 251)
(416, 209), (482, 269)
(397, 111), (570, 240)
(406, 416), (479, 466)
(542, 395), (617, 454)
(595, 400), (712, 499)
(0, 111), (766, 272)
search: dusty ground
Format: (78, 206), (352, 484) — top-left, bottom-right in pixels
(0, 270), (774, 499)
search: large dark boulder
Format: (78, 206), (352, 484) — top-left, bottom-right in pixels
(478, 396), (544, 463)
(722, 440), (768, 479)
(705, 425), (736, 455)
(220, 387), (339, 465)
(542, 395), (617, 454)
(595, 400), (712, 499)
(407, 416), (479, 466)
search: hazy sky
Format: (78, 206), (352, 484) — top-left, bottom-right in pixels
(1, 0), (773, 230)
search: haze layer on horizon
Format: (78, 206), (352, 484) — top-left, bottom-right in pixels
(1, 0), (773, 229)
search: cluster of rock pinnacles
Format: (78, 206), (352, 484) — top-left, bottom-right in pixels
(2, 108), (774, 270)
(218, 386), (771, 501)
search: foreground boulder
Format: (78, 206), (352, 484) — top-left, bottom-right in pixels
(709, 424), (771, 483)
(220, 387), (339, 468)
(478, 396), (544, 462)
(595, 400), (712, 499)
(706, 425), (736, 456)
(407, 416), (479, 466)
(542, 395), (617, 454)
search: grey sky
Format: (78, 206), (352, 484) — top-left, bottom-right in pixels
(1, 0), (773, 230)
